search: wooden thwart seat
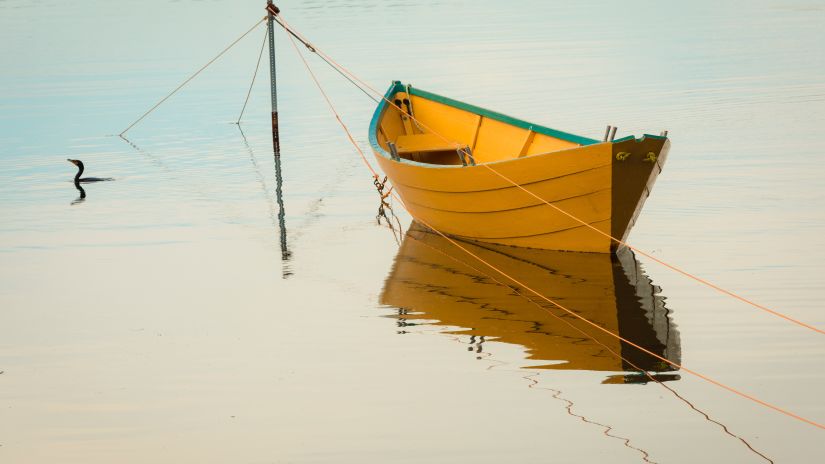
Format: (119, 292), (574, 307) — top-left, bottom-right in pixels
(395, 133), (466, 154)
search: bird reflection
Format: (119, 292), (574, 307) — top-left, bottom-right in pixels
(71, 182), (86, 206)
(380, 223), (682, 383)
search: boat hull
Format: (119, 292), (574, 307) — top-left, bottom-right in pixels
(370, 82), (669, 253)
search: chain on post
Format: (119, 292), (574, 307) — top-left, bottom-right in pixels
(373, 175), (403, 243)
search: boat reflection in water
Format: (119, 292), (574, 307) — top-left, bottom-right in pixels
(381, 223), (681, 384)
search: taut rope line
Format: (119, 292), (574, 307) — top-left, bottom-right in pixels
(120, 16), (267, 136)
(237, 27), (269, 124)
(281, 24), (379, 179)
(407, 208), (824, 430)
(281, 23), (825, 430)
(268, 12), (378, 105)
(269, 10), (823, 337)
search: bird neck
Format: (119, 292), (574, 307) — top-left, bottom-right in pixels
(74, 163), (84, 182)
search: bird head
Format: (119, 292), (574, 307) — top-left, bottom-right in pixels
(67, 159), (84, 168)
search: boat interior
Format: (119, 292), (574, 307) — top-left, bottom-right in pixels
(374, 85), (596, 166)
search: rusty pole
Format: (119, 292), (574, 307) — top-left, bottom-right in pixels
(266, 1), (281, 156)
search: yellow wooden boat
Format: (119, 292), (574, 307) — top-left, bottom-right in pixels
(381, 223), (681, 383)
(369, 81), (670, 253)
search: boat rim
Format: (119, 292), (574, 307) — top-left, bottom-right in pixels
(368, 80), (668, 168)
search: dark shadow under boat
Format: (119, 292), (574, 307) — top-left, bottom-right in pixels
(380, 223), (681, 384)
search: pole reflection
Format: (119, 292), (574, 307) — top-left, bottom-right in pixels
(273, 147), (291, 268)
(238, 125), (291, 277)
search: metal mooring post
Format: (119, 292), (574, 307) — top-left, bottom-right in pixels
(265, 2), (290, 274)
(266, 1), (281, 156)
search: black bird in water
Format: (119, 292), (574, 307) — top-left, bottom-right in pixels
(67, 159), (114, 183)
(67, 159), (113, 205)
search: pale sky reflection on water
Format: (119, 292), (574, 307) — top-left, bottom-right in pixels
(1, 0), (824, 462)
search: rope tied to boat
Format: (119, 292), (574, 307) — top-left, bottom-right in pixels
(373, 174), (393, 201)
(265, 3), (376, 104)
(269, 12), (825, 338)
(111, 4), (823, 431)
(274, 10), (825, 430)
(409, 230), (774, 463)
(373, 174), (403, 243)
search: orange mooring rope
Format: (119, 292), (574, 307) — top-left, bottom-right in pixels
(271, 11), (824, 337)
(282, 25), (379, 180)
(406, 211), (825, 431)
(281, 20), (825, 430)
(408, 230), (774, 463)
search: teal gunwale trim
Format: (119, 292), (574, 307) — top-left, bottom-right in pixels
(368, 81), (602, 164)
(368, 81), (404, 162)
(612, 135), (636, 143)
(642, 133), (668, 141)
(613, 134), (669, 144)
(407, 86), (599, 146)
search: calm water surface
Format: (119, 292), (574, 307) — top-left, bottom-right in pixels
(1, 0), (824, 462)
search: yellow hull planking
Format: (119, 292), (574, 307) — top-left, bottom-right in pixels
(381, 223), (681, 380)
(369, 81), (670, 253)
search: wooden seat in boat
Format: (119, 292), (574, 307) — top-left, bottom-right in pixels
(394, 133), (466, 154)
